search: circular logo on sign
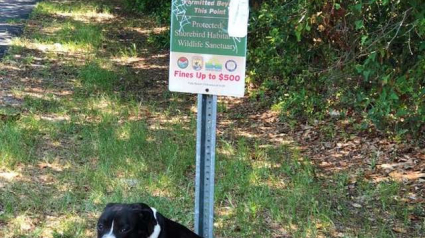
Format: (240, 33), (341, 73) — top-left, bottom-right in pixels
(225, 60), (237, 72)
(177, 57), (189, 69)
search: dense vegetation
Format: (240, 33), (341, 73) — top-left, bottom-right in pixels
(126, 0), (425, 141)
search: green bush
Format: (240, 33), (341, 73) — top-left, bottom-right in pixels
(125, 0), (170, 25)
(248, 0), (425, 139)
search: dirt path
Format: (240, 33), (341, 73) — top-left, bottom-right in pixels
(0, 0), (39, 57)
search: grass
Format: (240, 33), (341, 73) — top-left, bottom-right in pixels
(0, 0), (424, 237)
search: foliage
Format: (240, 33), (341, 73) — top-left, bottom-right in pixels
(125, 0), (170, 25)
(248, 0), (425, 139)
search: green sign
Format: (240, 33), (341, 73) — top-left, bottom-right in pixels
(170, 0), (247, 57)
(169, 0), (249, 97)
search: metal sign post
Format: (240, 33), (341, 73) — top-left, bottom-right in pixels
(169, 1), (249, 237)
(194, 94), (217, 238)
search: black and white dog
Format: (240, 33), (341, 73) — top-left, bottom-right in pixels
(97, 203), (201, 238)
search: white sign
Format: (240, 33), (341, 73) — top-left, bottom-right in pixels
(169, 0), (249, 97)
(169, 52), (246, 97)
(228, 0), (249, 37)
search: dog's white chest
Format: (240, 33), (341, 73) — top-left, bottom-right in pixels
(148, 207), (161, 238)
(102, 221), (116, 238)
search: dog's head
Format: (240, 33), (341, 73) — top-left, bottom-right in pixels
(97, 203), (160, 238)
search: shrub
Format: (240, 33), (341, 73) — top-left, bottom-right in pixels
(248, 0), (425, 139)
(125, 0), (170, 25)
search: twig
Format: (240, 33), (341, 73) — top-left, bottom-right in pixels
(386, 8), (412, 50)
(298, 10), (307, 23)
(408, 31), (413, 55)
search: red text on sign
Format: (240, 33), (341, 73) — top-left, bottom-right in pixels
(219, 74), (241, 82)
(174, 70), (194, 78)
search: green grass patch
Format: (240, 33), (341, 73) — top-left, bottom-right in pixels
(0, 122), (36, 166)
(79, 61), (119, 93)
(32, 1), (111, 17)
(30, 21), (104, 51)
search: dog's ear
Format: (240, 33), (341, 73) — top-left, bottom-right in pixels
(129, 203), (156, 222)
(103, 203), (117, 211)
(129, 203), (151, 211)
(130, 203), (157, 235)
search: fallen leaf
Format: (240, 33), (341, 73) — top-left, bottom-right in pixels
(392, 226), (407, 233)
(390, 171), (425, 180)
